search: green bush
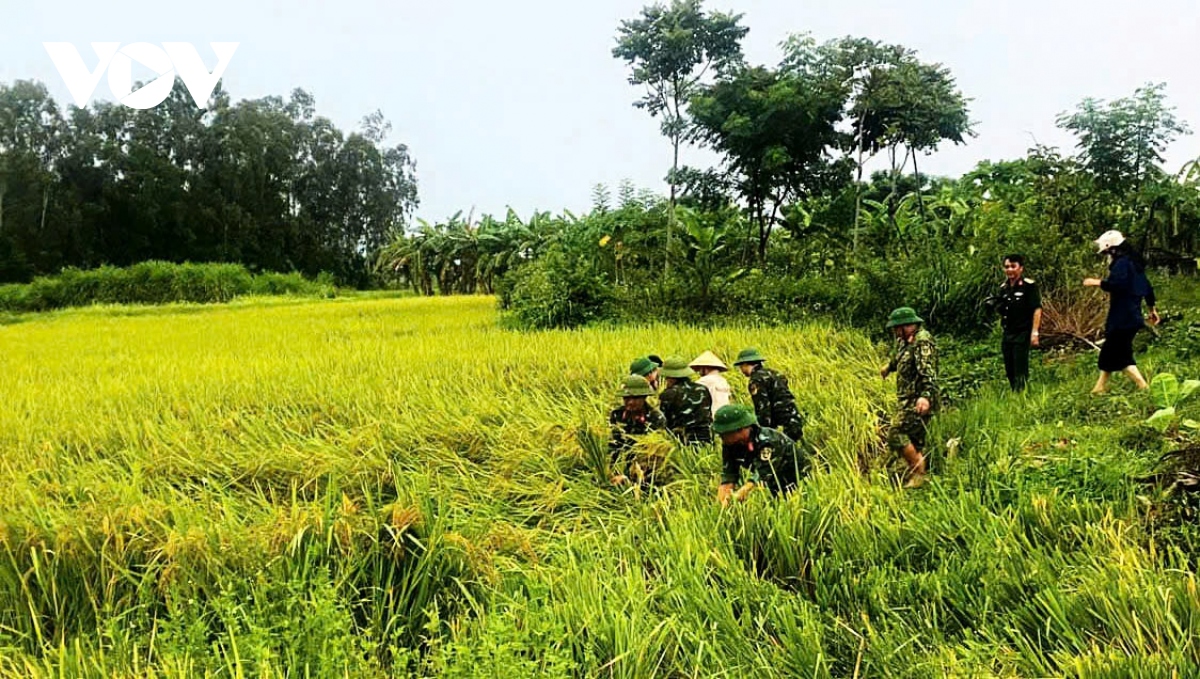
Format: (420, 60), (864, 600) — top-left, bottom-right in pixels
(500, 246), (615, 329)
(0, 261), (335, 313)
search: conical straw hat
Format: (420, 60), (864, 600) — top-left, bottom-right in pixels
(689, 350), (728, 371)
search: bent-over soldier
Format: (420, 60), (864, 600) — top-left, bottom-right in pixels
(732, 347), (806, 444)
(608, 375), (667, 486)
(713, 404), (808, 506)
(657, 355), (713, 444)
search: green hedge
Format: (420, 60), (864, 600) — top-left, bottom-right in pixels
(0, 261), (336, 313)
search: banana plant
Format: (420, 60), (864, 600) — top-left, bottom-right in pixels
(1146, 372), (1200, 433)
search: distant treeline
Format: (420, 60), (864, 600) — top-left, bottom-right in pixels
(0, 79), (417, 287)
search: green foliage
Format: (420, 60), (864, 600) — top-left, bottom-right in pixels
(1057, 83), (1191, 195)
(0, 79), (417, 286)
(0, 261), (333, 313)
(501, 244), (616, 329)
(1146, 372), (1200, 433)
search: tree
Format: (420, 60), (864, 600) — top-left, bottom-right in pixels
(690, 63), (848, 260)
(1057, 83), (1190, 195)
(785, 36), (971, 249)
(613, 0), (748, 272)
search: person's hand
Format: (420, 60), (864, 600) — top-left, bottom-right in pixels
(1083, 277), (1102, 287)
(880, 365), (890, 379)
(717, 484), (733, 507)
(1031, 331), (1040, 348)
(610, 473), (629, 486)
(915, 397), (931, 415)
(1149, 309), (1160, 326)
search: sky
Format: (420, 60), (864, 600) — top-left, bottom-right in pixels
(3, 0), (1198, 224)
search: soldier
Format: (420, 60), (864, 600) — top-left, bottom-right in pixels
(879, 307), (939, 488)
(984, 254), (1042, 391)
(629, 356), (661, 392)
(608, 374), (667, 486)
(732, 347), (806, 444)
(713, 404), (808, 506)
(657, 355), (714, 444)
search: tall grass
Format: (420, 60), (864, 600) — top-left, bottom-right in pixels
(0, 293), (1196, 676)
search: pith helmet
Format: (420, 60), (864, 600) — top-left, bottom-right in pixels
(620, 375), (655, 398)
(712, 404), (757, 434)
(733, 347), (766, 365)
(886, 307), (924, 328)
(1094, 229), (1125, 253)
(629, 357), (657, 377)
(660, 355), (695, 379)
(689, 350), (728, 372)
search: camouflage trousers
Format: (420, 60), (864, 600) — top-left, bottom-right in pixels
(886, 404), (931, 451)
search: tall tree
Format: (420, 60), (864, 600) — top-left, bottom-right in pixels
(690, 63), (848, 260)
(613, 0), (748, 272)
(1057, 83), (1190, 195)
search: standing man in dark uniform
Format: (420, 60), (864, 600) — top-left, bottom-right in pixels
(985, 254), (1042, 391)
(657, 356), (714, 444)
(732, 347), (806, 445)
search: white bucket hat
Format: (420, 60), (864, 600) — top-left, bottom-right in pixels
(1094, 230), (1125, 253)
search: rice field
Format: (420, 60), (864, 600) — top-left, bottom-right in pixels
(0, 295), (1196, 677)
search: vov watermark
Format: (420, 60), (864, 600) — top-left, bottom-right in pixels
(43, 42), (238, 110)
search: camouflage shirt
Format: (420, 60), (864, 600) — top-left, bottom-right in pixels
(747, 365), (805, 442)
(720, 425), (807, 494)
(886, 329), (939, 409)
(608, 406), (667, 460)
(659, 379), (714, 443)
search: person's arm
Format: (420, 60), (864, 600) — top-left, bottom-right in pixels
(1099, 258), (1133, 294)
(1031, 283), (1042, 346)
(881, 347), (899, 378)
(750, 380), (773, 428)
(914, 340), (937, 413)
(719, 444), (740, 504)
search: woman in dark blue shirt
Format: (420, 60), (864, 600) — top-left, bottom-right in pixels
(1083, 230), (1159, 394)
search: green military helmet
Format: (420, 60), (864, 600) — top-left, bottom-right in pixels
(629, 356), (657, 377)
(733, 347), (766, 365)
(886, 306), (924, 328)
(712, 403), (757, 434)
(619, 374), (656, 398)
(659, 355), (695, 379)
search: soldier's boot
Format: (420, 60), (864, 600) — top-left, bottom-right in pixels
(901, 443), (926, 489)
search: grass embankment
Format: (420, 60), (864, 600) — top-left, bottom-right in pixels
(1, 286), (1198, 677)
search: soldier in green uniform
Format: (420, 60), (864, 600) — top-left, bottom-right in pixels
(732, 347), (806, 444)
(657, 355), (714, 444)
(984, 254), (1042, 391)
(712, 404), (808, 506)
(629, 356), (661, 392)
(608, 374), (667, 486)
(879, 307), (939, 488)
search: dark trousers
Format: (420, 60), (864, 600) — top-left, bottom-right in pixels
(1002, 333), (1031, 391)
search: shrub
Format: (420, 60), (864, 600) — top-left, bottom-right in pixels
(500, 246), (615, 329)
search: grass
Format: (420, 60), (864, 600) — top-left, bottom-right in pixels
(1, 285), (1199, 677)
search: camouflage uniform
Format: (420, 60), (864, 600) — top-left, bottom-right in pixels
(746, 365), (806, 444)
(721, 425), (807, 495)
(885, 328), (939, 451)
(659, 379), (714, 444)
(608, 406), (667, 462)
